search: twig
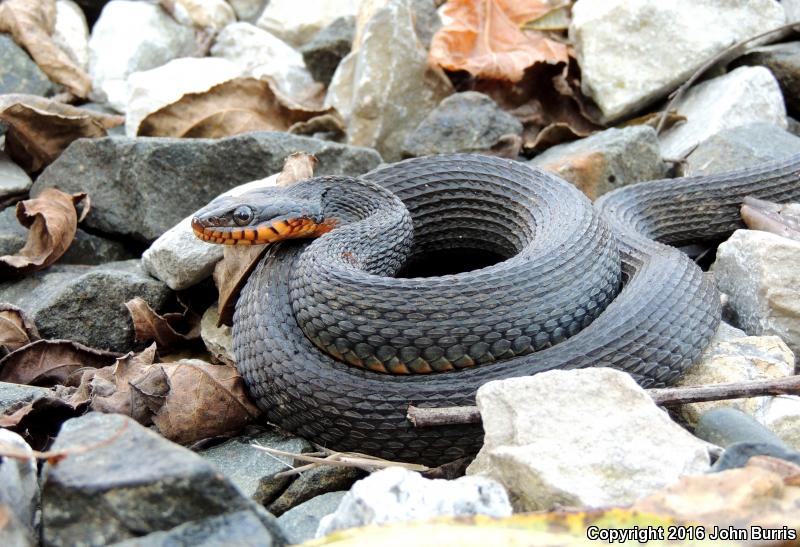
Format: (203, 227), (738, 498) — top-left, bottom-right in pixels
(0, 421), (129, 464)
(655, 22), (800, 135)
(408, 376), (800, 427)
(251, 442), (430, 473)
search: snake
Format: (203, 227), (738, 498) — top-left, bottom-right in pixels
(192, 153), (800, 465)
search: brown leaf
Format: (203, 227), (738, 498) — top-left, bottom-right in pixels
(0, 303), (39, 355)
(86, 344), (159, 418)
(0, 0), (91, 96)
(137, 77), (332, 138)
(0, 95), (123, 172)
(0, 188), (87, 274)
(429, 0), (569, 82)
(125, 297), (201, 351)
(0, 339), (119, 386)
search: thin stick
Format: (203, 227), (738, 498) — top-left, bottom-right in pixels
(407, 376), (800, 427)
(251, 442), (430, 473)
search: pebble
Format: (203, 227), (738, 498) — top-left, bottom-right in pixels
(0, 382), (52, 414)
(0, 429), (38, 543)
(737, 41), (800, 117)
(466, 368), (711, 511)
(0, 150), (32, 203)
(277, 491), (346, 545)
(255, 0), (363, 47)
(227, 0), (268, 23)
(300, 16), (355, 86)
(53, 0), (90, 71)
(0, 34), (54, 96)
(169, 0), (235, 35)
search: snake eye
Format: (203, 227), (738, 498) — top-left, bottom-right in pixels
(232, 206), (254, 226)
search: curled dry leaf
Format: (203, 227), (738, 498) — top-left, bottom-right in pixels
(0, 394), (87, 450)
(125, 297), (201, 352)
(0, 0), (91, 97)
(0, 303), (39, 355)
(87, 344), (159, 420)
(429, 0), (569, 82)
(0, 338), (119, 386)
(0, 95), (124, 173)
(0, 187), (88, 274)
(137, 77), (333, 139)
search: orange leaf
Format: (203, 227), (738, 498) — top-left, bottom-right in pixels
(429, 0), (569, 82)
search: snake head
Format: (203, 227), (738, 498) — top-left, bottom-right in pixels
(190, 188), (336, 245)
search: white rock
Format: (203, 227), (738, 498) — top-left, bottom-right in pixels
(228, 0), (268, 22)
(256, 0), (363, 47)
(713, 229), (800, 357)
(125, 57), (243, 137)
(0, 429), (38, 533)
(170, 0), (235, 33)
(53, 0), (89, 71)
(571, 0), (785, 123)
(755, 395), (800, 451)
(466, 368), (711, 511)
(659, 67), (787, 158)
(210, 23), (321, 102)
(142, 174), (279, 290)
(88, 0), (197, 111)
(315, 467), (511, 538)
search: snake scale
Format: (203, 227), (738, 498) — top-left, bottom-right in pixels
(192, 153), (800, 465)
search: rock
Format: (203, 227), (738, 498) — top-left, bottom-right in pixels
(0, 382), (52, 415)
(659, 66), (787, 158)
(169, 0), (235, 34)
(0, 34), (54, 96)
(268, 466), (364, 517)
(0, 151), (32, 203)
(0, 505), (33, 547)
(199, 428), (311, 505)
(327, 0), (453, 161)
(466, 368), (711, 511)
(200, 303), (233, 365)
(711, 441), (800, 471)
(316, 467), (511, 537)
(0, 429), (38, 538)
(32, 133), (381, 243)
(255, 0), (363, 47)
(713, 229), (800, 357)
(789, 116), (800, 137)
(696, 407), (789, 448)
(88, 0), (197, 110)
(210, 23), (320, 102)
(53, 0), (90, 71)
(277, 492), (345, 545)
(410, 0), (442, 50)
(570, 0), (786, 123)
(402, 92), (523, 158)
(756, 396), (800, 451)
(683, 122), (800, 176)
(228, 0), (268, 23)
(676, 321), (795, 428)
(530, 125), (668, 200)
(0, 260), (171, 352)
(125, 57), (242, 136)
(737, 41), (800, 117)
(300, 16), (355, 86)
(40, 413), (286, 547)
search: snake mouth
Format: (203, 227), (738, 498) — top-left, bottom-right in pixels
(190, 217), (336, 245)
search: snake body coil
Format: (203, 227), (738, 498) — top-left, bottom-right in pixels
(229, 154), (800, 465)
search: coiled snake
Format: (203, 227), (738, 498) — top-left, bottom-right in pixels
(192, 153), (800, 465)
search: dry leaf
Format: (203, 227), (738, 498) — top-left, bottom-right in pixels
(88, 344), (159, 420)
(125, 297), (201, 351)
(137, 77), (332, 138)
(0, 0), (91, 97)
(0, 303), (39, 355)
(429, 0), (569, 82)
(0, 339), (119, 386)
(0, 188), (88, 274)
(0, 95), (123, 172)
(0, 394), (87, 450)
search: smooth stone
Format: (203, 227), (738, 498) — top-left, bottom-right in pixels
(531, 125), (668, 200)
(277, 492), (345, 545)
(683, 122), (800, 175)
(0, 260), (171, 352)
(326, 0), (453, 161)
(711, 441), (800, 471)
(0, 429), (38, 540)
(0, 34), (54, 96)
(53, 0), (90, 71)
(88, 0), (196, 110)
(316, 467), (511, 537)
(402, 92), (522, 158)
(659, 66), (787, 158)
(300, 16), (355, 86)
(31, 132), (382, 243)
(268, 465), (364, 516)
(228, 0), (268, 23)
(696, 407), (788, 448)
(756, 396), (800, 451)
(255, 0), (363, 47)
(169, 0), (235, 34)
(466, 368), (711, 511)
(0, 382), (52, 415)
(0, 151), (32, 202)
(570, 0), (786, 123)
(737, 41), (800, 117)
(713, 229), (800, 357)
(40, 413), (286, 547)
(200, 303), (233, 366)
(199, 429), (312, 504)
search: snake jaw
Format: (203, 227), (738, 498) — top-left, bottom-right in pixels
(191, 216), (337, 245)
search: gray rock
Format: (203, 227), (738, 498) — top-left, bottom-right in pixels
(684, 123), (800, 176)
(277, 492), (345, 545)
(0, 382), (52, 415)
(0, 429), (38, 541)
(789, 116), (800, 137)
(0, 151), (31, 204)
(31, 133), (382, 242)
(466, 369), (711, 511)
(316, 467), (511, 537)
(711, 441), (800, 472)
(255, 0), (362, 48)
(402, 92), (522, 158)
(41, 413), (286, 547)
(228, 0), (268, 23)
(737, 42), (800, 117)
(199, 429), (312, 505)
(0, 506), (33, 547)
(268, 465), (363, 516)
(411, 0), (441, 51)
(531, 126), (668, 200)
(0, 34), (54, 96)
(0, 260), (171, 352)
(696, 407), (788, 448)
(300, 16), (355, 85)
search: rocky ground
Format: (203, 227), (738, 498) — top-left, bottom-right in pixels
(1, 0), (800, 546)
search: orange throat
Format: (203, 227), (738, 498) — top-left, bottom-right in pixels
(192, 217), (337, 245)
